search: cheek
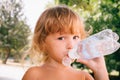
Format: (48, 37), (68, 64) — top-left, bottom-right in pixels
(47, 44), (66, 60)
(45, 39), (67, 56)
(49, 45), (65, 56)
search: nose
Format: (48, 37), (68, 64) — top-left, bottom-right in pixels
(66, 40), (74, 50)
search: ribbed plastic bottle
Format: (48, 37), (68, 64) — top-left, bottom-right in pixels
(62, 29), (120, 66)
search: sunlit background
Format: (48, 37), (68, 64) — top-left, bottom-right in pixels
(0, 0), (54, 80)
(23, 0), (54, 32)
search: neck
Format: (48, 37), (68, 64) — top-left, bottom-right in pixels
(43, 57), (72, 70)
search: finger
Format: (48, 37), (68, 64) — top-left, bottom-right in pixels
(76, 58), (89, 65)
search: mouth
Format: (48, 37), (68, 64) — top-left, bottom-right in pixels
(62, 56), (72, 66)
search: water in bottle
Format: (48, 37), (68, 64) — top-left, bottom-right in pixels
(62, 29), (120, 66)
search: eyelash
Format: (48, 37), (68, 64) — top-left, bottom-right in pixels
(58, 37), (64, 40)
(73, 36), (79, 40)
(57, 36), (79, 40)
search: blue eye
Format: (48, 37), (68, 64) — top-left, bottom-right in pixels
(58, 37), (64, 40)
(73, 36), (79, 40)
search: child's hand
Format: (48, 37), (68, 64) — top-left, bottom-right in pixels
(76, 56), (105, 71)
(77, 56), (109, 80)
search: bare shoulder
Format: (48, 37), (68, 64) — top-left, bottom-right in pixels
(22, 66), (43, 80)
(75, 70), (94, 80)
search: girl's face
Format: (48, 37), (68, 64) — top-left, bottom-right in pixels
(45, 32), (81, 63)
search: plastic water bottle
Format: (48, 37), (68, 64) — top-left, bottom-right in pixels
(62, 29), (120, 66)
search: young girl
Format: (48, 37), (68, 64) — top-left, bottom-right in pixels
(22, 5), (109, 80)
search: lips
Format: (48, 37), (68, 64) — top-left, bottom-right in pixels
(68, 47), (80, 59)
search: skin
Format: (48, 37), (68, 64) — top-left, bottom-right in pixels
(22, 32), (109, 80)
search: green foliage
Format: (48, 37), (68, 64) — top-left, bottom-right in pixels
(86, 0), (120, 33)
(0, 0), (31, 63)
(86, 0), (120, 74)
